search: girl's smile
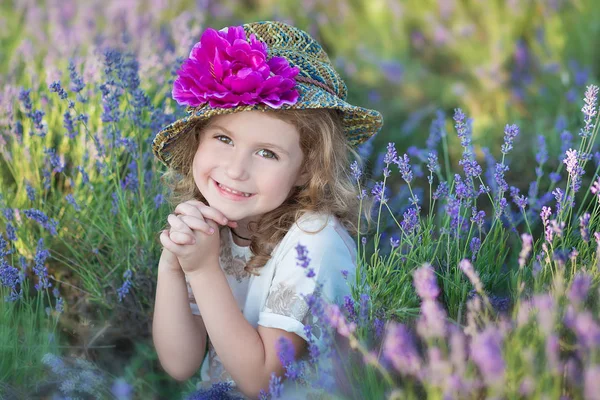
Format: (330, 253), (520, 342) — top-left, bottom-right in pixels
(213, 178), (256, 201)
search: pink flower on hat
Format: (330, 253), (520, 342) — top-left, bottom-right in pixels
(172, 25), (300, 109)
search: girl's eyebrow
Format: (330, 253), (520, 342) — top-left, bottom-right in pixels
(209, 124), (290, 156)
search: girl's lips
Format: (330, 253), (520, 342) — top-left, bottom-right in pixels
(213, 179), (255, 201)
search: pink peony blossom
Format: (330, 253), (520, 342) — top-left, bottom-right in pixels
(172, 25), (300, 109)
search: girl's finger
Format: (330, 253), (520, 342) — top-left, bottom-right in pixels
(174, 202), (205, 220)
(160, 229), (178, 252)
(177, 215), (217, 235)
(185, 200), (230, 226)
(169, 230), (196, 245)
(168, 214), (193, 234)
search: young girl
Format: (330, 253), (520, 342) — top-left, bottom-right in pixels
(151, 21), (383, 399)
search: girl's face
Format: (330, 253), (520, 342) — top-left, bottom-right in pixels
(192, 110), (308, 228)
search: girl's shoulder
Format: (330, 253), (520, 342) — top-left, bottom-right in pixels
(279, 211), (356, 258)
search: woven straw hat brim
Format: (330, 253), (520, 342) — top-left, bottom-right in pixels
(152, 81), (383, 168)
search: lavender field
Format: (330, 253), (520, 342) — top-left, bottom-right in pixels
(2, 0), (600, 399)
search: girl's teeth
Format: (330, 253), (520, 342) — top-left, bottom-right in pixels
(218, 183), (251, 197)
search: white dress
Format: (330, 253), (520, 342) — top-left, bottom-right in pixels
(184, 211), (358, 399)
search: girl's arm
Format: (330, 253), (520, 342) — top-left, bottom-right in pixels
(152, 248), (208, 381)
(187, 261), (307, 399)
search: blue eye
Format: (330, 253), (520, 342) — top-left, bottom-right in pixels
(214, 135), (279, 160)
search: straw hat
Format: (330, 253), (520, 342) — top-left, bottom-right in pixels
(152, 20), (383, 168)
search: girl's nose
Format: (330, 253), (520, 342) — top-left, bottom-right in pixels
(225, 151), (250, 179)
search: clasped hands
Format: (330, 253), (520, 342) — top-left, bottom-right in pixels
(159, 200), (237, 276)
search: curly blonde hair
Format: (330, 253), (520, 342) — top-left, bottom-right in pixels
(158, 108), (377, 276)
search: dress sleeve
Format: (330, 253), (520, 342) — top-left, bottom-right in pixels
(185, 274), (201, 316)
(257, 224), (357, 343)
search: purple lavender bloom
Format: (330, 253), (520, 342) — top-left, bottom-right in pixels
(23, 209), (58, 236)
(568, 273), (592, 306)
(510, 186), (528, 209)
(18, 88), (33, 113)
(426, 110), (446, 150)
(343, 295), (357, 321)
(187, 381), (243, 399)
(295, 243), (310, 268)
(573, 311), (600, 350)
(581, 84), (599, 137)
(555, 115), (567, 132)
(417, 299), (447, 339)
(384, 142), (399, 166)
(413, 264), (440, 300)
(371, 181), (389, 203)
(303, 325), (321, 364)
(25, 182), (35, 202)
(110, 377), (133, 400)
(401, 207), (419, 235)
(433, 181), (449, 200)
(52, 287), (64, 314)
(453, 108), (469, 147)
(427, 152), (440, 184)
(111, 192), (119, 215)
(459, 259), (483, 293)
(533, 293), (556, 335)
(501, 124), (519, 155)
(358, 294), (370, 326)
(269, 372), (283, 399)
(49, 81), (68, 100)
(154, 194), (165, 210)
(63, 110), (77, 139)
(65, 194), (81, 212)
(564, 148), (584, 193)
(383, 322), (421, 377)
(6, 222), (17, 242)
(580, 212), (591, 242)
(0, 258), (20, 295)
(470, 237), (481, 261)
(454, 174), (470, 200)
(2, 208), (14, 221)
(41, 353), (68, 376)
(470, 327), (506, 385)
(117, 269), (133, 302)
(560, 130), (573, 161)
(276, 336), (302, 381)
(470, 208), (486, 231)
(33, 238), (52, 291)
(545, 334), (561, 375)
(324, 303), (356, 337)
(552, 187), (565, 214)
(43, 147), (65, 174)
(396, 154), (413, 183)
(518, 233), (533, 268)
(496, 197), (508, 220)
(389, 236), (400, 249)
(585, 365), (600, 400)
(68, 59), (86, 94)
(374, 318), (385, 339)
(494, 162), (509, 194)
(446, 196), (463, 232)
(535, 135), (548, 165)
(459, 157), (482, 179)
(121, 160), (139, 192)
(350, 160), (362, 183)
(549, 172), (561, 183)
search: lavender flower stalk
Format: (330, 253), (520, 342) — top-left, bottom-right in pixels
(580, 84), (599, 138)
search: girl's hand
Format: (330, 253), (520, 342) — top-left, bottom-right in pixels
(159, 200), (238, 275)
